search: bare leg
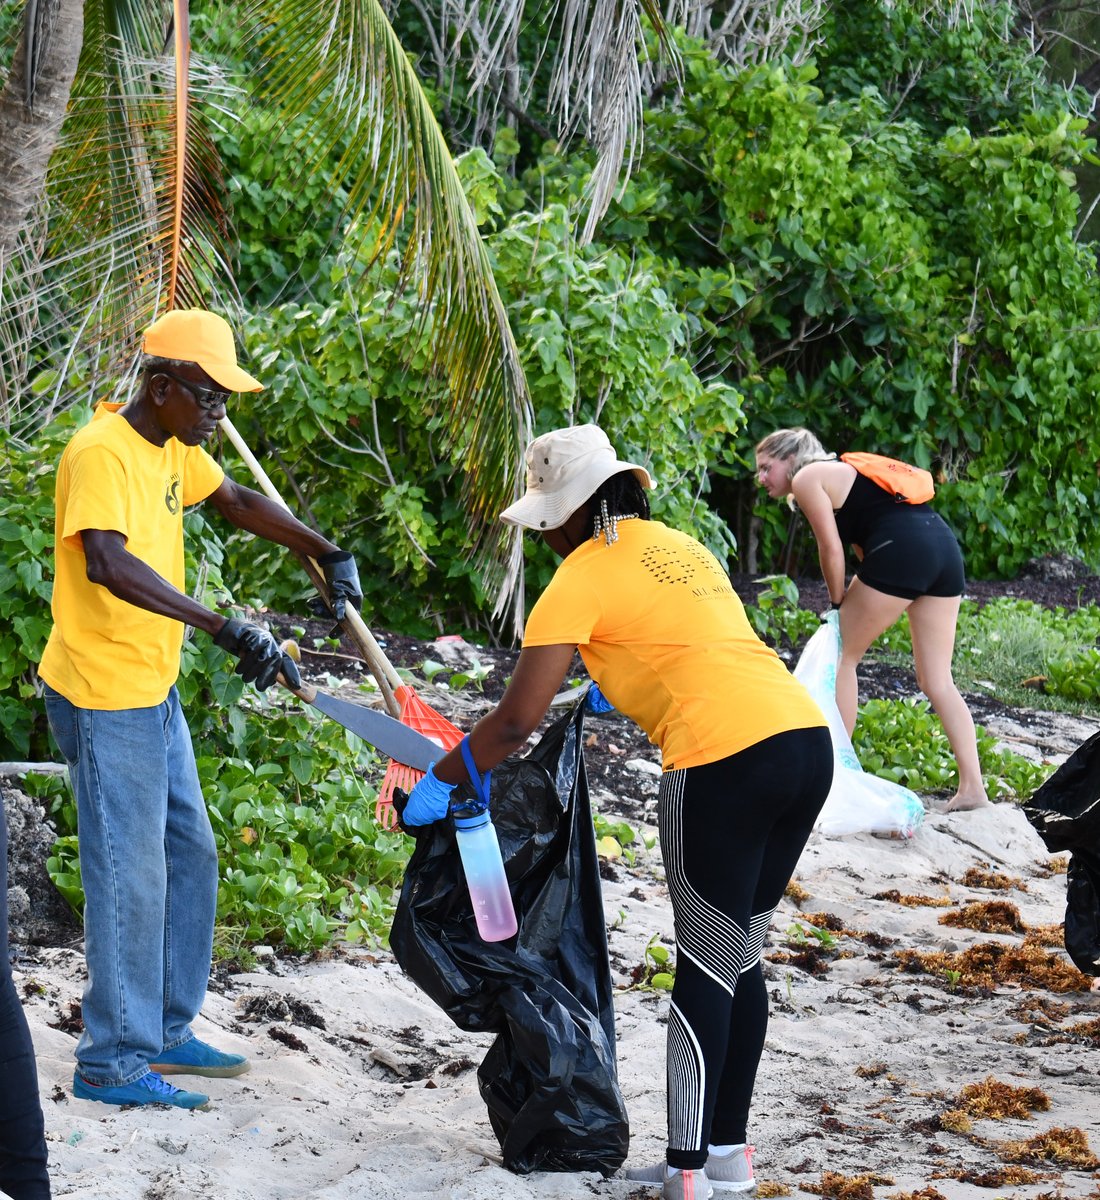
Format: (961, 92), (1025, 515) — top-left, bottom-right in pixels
(836, 580), (910, 736)
(907, 595), (989, 810)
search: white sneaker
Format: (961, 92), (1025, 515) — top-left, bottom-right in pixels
(623, 1160), (668, 1185)
(705, 1144), (755, 1192)
(624, 1146), (754, 1194)
(661, 1169), (713, 1200)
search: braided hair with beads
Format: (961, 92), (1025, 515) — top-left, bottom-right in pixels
(584, 469), (651, 545)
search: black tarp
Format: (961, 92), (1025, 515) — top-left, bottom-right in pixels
(390, 703), (630, 1174)
(1022, 728), (1100, 976)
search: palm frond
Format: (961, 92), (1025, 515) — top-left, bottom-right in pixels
(550, 0), (669, 244)
(244, 0), (531, 620)
(1, 0), (240, 434)
(423, 0), (674, 244)
(2, 0), (532, 626)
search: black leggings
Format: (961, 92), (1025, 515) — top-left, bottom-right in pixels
(1, 805), (51, 1200)
(658, 726), (832, 1170)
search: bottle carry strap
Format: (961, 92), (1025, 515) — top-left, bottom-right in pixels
(458, 736), (492, 809)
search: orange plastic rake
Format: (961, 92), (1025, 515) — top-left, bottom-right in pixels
(375, 684), (464, 829)
(219, 417), (464, 826)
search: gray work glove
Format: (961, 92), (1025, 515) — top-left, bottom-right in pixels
(213, 619), (300, 691)
(309, 550), (363, 625)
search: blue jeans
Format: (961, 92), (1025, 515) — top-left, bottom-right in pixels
(44, 685), (218, 1085)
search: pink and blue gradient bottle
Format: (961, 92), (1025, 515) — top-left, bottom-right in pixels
(455, 738), (518, 943)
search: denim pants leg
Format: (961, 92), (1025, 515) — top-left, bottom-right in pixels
(0, 804), (52, 1199)
(44, 686), (218, 1085)
(160, 689), (219, 1052)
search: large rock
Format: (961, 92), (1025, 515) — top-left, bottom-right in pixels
(3, 784), (81, 948)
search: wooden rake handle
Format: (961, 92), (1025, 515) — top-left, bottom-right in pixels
(276, 650), (317, 705)
(219, 415), (403, 717)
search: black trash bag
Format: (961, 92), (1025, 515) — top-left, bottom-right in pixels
(1021, 728), (1100, 975)
(389, 702), (630, 1175)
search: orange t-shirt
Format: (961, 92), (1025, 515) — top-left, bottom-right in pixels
(39, 403), (225, 709)
(522, 520), (824, 770)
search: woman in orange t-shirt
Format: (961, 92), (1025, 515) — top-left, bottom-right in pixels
(402, 424), (831, 1200)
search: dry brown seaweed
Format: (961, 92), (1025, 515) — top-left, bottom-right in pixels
(802, 1171), (894, 1198)
(873, 890), (952, 908)
(960, 867), (1028, 892)
(954, 1076), (1051, 1120)
(894, 941), (1093, 993)
(938, 901), (1025, 934)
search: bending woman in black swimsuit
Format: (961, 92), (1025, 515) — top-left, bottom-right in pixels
(754, 428), (988, 812)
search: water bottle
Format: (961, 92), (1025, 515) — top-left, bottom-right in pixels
(454, 738), (518, 943)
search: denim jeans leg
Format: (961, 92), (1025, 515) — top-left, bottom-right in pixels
(46, 688), (173, 1084)
(160, 688), (218, 1052)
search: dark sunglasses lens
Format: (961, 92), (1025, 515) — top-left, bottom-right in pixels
(165, 371), (228, 411)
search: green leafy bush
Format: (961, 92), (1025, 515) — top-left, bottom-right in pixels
(0, 418), (78, 759)
(954, 598), (1100, 708)
(854, 697), (1053, 800)
(744, 575), (821, 647)
(535, 14), (1100, 580)
(1045, 648), (1100, 704)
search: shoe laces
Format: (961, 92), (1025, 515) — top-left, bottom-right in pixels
(141, 1072), (181, 1096)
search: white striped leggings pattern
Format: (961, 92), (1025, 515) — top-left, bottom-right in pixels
(655, 727), (833, 1170)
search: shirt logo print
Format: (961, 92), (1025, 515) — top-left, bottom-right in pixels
(165, 475), (181, 514)
(641, 543), (731, 593)
(641, 547), (700, 585)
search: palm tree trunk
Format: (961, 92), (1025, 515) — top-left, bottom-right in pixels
(0, 0), (85, 255)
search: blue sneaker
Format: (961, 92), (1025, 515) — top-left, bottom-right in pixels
(73, 1070), (209, 1109)
(150, 1037), (250, 1078)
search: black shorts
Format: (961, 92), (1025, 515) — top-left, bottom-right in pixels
(856, 509), (965, 600)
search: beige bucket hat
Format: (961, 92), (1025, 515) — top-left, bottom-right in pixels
(500, 424), (655, 530)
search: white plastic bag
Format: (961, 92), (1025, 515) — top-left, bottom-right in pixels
(793, 613), (925, 839)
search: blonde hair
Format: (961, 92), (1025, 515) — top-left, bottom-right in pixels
(755, 428), (836, 479)
(755, 428), (837, 508)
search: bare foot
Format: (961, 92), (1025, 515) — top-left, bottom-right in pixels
(940, 793), (992, 813)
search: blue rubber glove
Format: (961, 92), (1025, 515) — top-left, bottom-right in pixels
(585, 682), (615, 714)
(400, 763), (456, 827)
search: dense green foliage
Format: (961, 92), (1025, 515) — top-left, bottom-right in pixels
(584, 7), (1100, 577)
(5, 2), (1100, 950)
(0, 420), (75, 758)
(200, 0), (1100, 610)
(870, 595), (1100, 710)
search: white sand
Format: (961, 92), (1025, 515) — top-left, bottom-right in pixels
(18, 725), (1100, 1200)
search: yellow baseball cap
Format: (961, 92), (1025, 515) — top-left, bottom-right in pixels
(141, 309), (263, 393)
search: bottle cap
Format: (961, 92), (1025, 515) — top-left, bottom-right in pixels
(452, 805), (490, 830)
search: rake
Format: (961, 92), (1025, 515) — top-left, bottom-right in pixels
(220, 416), (463, 827)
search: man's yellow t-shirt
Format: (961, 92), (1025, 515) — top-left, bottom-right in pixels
(39, 403), (225, 710)
(522, 520), (825, 770)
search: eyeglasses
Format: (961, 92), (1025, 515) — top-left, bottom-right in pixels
(158, 370), (231, 413)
